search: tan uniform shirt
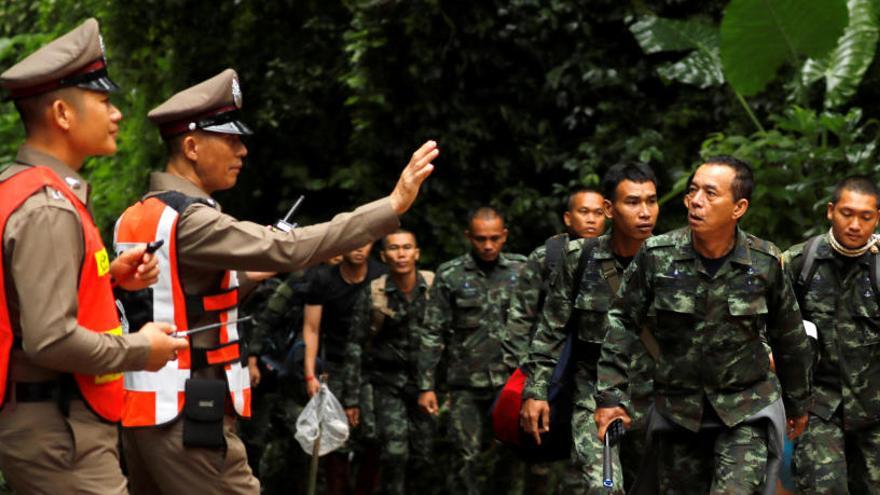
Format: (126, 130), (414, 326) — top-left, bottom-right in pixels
(1, 146), (150, 383)
(146, 172), (399, 372)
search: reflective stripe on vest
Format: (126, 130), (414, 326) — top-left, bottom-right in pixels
(114, 196), (250, 427)
(0, 166), (123, 421)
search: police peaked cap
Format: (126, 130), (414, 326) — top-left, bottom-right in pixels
(1, 18), (119, 100)
(148, 68), (252, 140)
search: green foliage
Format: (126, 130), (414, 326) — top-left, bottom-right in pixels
(629, 15), (724, 88)
(802, 0), (879, 109)
(700, 106), (880, 248)
(720, 0), (848, 96)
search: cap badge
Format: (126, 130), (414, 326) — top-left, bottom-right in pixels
(99, 34), (107, 64)
(231, 78), (242, 108)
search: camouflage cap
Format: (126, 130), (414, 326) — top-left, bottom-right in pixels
(148, 68), (252, 140)
(1, 18), (119, 100)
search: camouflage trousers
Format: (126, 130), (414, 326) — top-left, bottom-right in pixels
(448, 387), (526, 495)
(372, 383), (437, 495)
(571, 360), (624, 495)
(259, 403), (310, 493)
(792, 413), (880, 494)
(656, 419), (767, 494)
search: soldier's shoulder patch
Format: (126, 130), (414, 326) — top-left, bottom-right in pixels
(746, 234), (781, 259)
(505, 253), (528, 263)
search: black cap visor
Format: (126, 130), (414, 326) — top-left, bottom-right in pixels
(198, 111), (253, 135)
(63, 67), (120, 93)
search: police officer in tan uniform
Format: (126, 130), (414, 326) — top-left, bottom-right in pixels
(115, 69), (438, 494)
(0, 18), (189, 494)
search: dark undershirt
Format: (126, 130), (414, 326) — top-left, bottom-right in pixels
(614, 254), (634, 269)
(471, 252), (499, 274)
(698, 250), (733, 278)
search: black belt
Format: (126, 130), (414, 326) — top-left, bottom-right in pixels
(7, 381), (60, 403)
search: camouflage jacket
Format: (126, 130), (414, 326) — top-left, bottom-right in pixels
(416, 252), (526, 391)
(248, 269), (312, 356)
(785, 233), (880, 430)
(596, 227), (812, 432)
(522, 234), (653, 416)
(341, 272), (432, 407)
(501, 237), (562, 372)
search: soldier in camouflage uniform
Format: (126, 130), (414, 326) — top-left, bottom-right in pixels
(502, 186), (606, 370)
(594, 157), (812, 494)
(243, 269), (314, 494)
(416, 207), (527, 495)
(341, 230), (437, 495)
(784, 176), (880, 494)
(503, 187), (605, 494)
(520, 163), (659, 493)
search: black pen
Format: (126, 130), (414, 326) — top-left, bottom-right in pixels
(172, 316), (253, 338)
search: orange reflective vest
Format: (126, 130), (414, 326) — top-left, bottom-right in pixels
(0, 166), (123, 421)
(114, 192), (250, 427)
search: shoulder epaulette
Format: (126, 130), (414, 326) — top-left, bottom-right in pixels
(504, 252), (528, 263)
(645, 229), (680, 250)
(782, 241), (807, 263)
(746, 234), (781, 259)
(436, 257), (464, 277)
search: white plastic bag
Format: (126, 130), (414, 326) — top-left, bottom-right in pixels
(295, 383), (350, 456)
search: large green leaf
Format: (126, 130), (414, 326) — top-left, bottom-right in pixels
(802, 0), (879, 108)
(721, 0), (849, 96)
(630, 16), (724, 88)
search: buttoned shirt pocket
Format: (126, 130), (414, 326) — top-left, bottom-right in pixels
(722, 292), (768, 350)
(727, 293), (768, 317)
(652, 286), (696, 314)
(574, 283), (612, 343)
(453, 289), (483, 329)
(853, 296), (880, 345)
(651, 284), (696, 356)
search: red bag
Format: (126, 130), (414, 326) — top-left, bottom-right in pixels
(491, 367), (528, 446)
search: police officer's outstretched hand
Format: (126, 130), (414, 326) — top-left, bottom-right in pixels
(389, 141), (439, 215)
(595, 406), (632, 441)
(140, 322), (189, 371)
(521, 399), (551, 445)
(111, 246), (160, 291)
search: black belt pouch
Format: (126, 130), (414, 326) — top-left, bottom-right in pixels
(182, 378), (226, 448)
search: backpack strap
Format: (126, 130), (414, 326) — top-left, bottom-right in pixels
(798, 235), (823, 293)
(541, 234), (570, 291)
(369, 275), (389, 336)
(563, 239), (595, 333)
(873, 252), (880, 299)
(599, 259), (620, 294)
(602, 255), (660, 360)
(533, 234), (570, 320)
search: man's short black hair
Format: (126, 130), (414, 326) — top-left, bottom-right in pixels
(566, 187), (602, 211)
(382, 228), (417, 249)
(468, 206), (504, 226)
(13, 88), (80, 136)
(601, 162), (658, 201)
(831, 175), (880, 206)
(701, 155), (754, 202)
